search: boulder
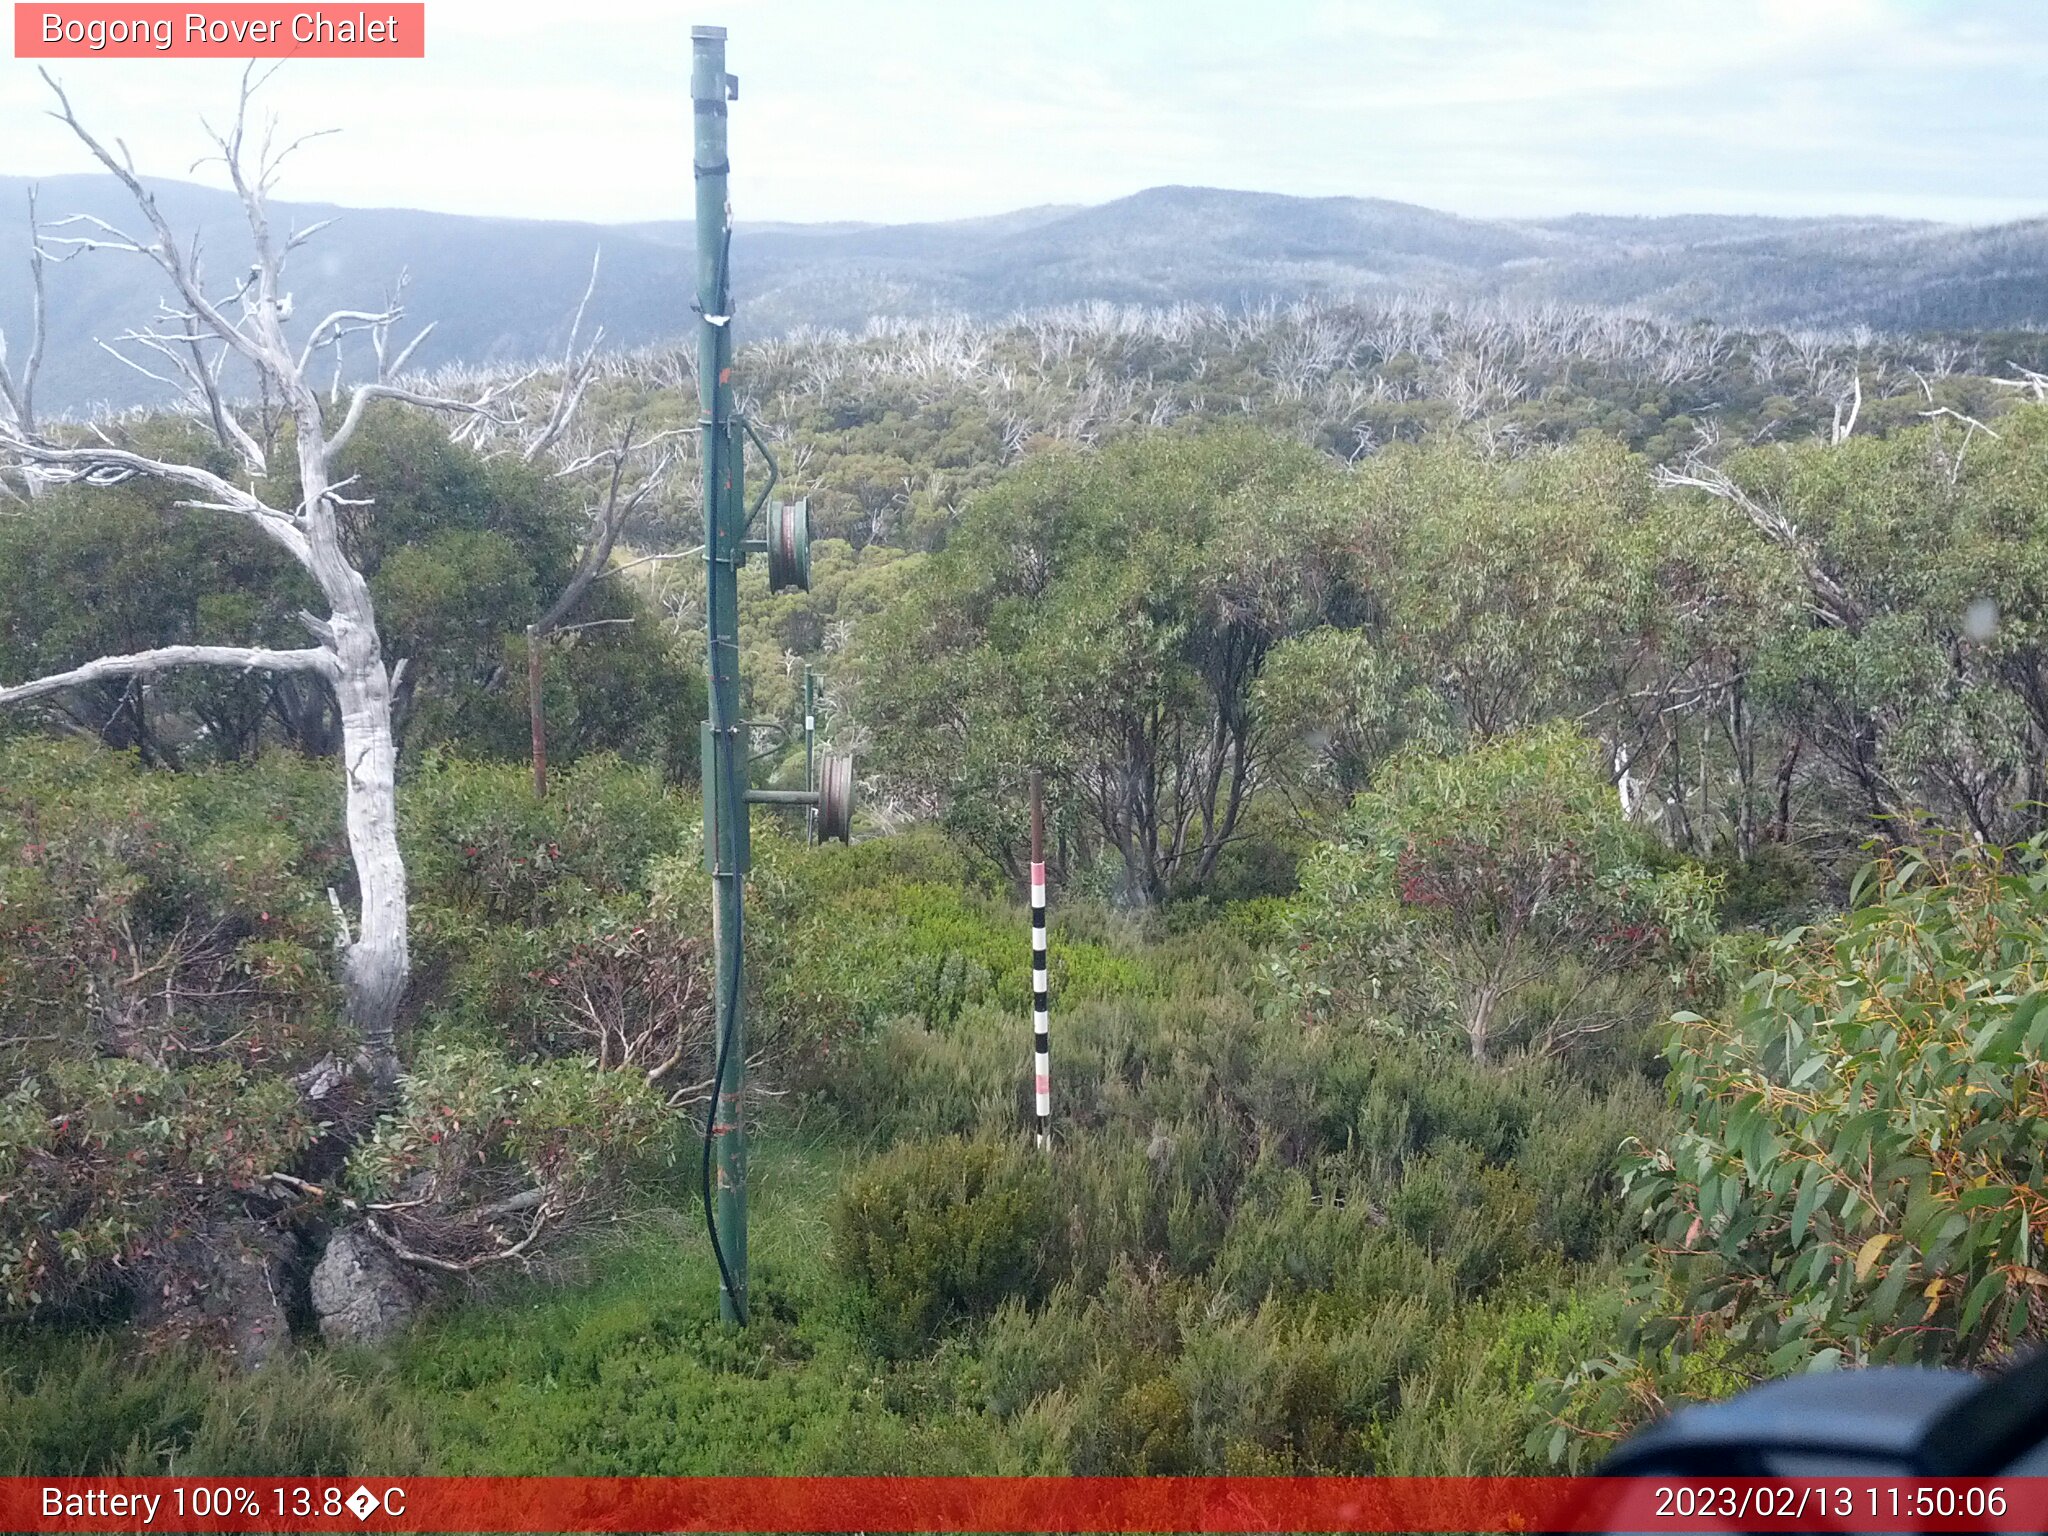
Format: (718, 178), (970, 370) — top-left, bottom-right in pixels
(310, 1227), (420, 1345)
(133, 1218), (295, 1369)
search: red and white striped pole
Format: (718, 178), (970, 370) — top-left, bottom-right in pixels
(1029, 769), (1051, 1148)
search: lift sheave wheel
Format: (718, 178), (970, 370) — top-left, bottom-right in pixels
(767, 498), (811, 594)
(816, 753), (854, 843)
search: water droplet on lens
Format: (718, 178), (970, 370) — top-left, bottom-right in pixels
(1965, 597), (1999, 642)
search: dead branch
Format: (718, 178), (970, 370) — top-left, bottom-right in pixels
(0, 187), (47, 445)
(1654, 453), (1861, 631)
(520, 250), (605, 465)
(0, 427), (310, 559)
(365, 1201), (558, 1274)
(0, 643), (336, 708)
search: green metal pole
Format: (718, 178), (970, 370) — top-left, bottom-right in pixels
(693, 22), (747, 1326)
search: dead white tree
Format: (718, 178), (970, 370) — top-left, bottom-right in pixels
(522, 416), (684, 795)
(0, 188), (48, 501)
(1655, 430), (1862, 633)
(1830, 371), (1862, 445)
(0, 70), (510, 1092)
(1992, 365), (2048, 404)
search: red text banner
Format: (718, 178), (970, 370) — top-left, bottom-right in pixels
(4, 1476), (2047, 1533)
(14, 5), (425, 57)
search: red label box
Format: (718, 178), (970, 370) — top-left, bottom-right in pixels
(14, 4), (425, 57)
(5, 1476), (2048, 1533)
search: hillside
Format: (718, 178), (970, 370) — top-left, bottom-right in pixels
(1, 176), (2044, 414)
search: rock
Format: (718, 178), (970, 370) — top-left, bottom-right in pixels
(133, 1218), (295, 1369)
(310, 1227), (420, 1345)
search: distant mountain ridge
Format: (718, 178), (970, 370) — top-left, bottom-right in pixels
(1, 175), (2042, 414)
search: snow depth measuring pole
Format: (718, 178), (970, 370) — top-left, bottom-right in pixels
(692, 23), (854, 1326)
(1030, 771), (1051, 1147)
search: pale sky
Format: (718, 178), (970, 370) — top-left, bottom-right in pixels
(1, 0), (2042, 227)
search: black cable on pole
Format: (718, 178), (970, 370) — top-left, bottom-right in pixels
(700, 898), (746, 1325)
(697, 212), (747, 1326)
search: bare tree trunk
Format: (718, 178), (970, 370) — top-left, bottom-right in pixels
(1467, 982), (1495, 1064)
(329, 596), (408, 1088)
(0, 187), (47, 501)
(234, 378), (412, 1086)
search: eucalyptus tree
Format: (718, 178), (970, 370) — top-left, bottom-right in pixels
(1663, 407), (2048, 845)
(862, 427), (1359, 901)
(1284, 724), (1720, 1064)
(1365, 436), (1650, 743)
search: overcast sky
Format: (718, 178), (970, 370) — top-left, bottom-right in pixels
(2, 0), (2042, 227)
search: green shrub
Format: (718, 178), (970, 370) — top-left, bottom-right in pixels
(387, 1202), (1010, 1476)
(1546, 837), (2048, 1463)
(1708, 838), (1821, 927)
(404, 752), (691, 928)
(1638, 838), (2048, 1368)
(0, 742), (342, 1316)
(1281, 724), (1719, 1063)
(834, 1135), (1062, 1354)
(343, 1038), (679, 1271)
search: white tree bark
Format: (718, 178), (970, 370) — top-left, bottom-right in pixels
(0, 644), (335, 706)
(0, 70), (512, 1092)
(0, 187), (47, 501)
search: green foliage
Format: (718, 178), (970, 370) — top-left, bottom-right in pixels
(366, 754), (710, 1258)
(21, 304), (2048, 1478)
(834, 1135), (1063, 1355)
(383, 1153), (1011, 1476)
(1708, 839), (1821, 928)
(862, 427), (1361, 900)
(1544, 837), (2048, 1462)
(0, 403), (699, 779)
(1255, 625), (1451, 799)
(0, 1060), (316, 1316)
(738, 827), (1162, 1121)
(347, 1039), (675, 1220)
(0, 422), (307, 764)
(1365, 436), (1651, 740)
(0, 740), (342, 1314)
(1284, 725), (1719, 1062)
(405, 753), (706, 1062)
(405, 752), (692, 928)
(1639, 840), (2048, 1363)
(343, 413), (706, 776)
(0, 742), (713, 1316)
(1711, 406), (2048, 845)
(0, 1339), (430, 1475)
